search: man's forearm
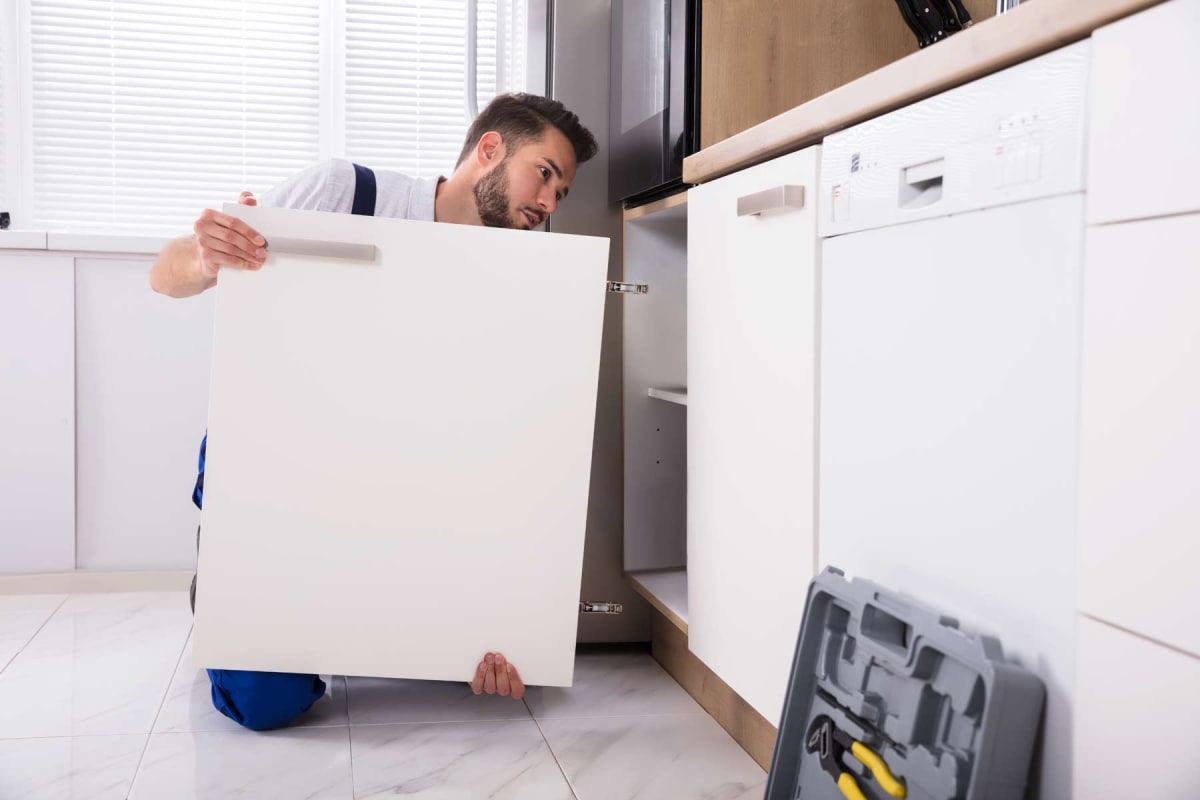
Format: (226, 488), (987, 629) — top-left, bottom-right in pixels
(149, 235), (215, 298)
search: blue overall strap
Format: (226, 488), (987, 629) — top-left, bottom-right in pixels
(192, 433), (207, 510)
(351, 163), (376, 216)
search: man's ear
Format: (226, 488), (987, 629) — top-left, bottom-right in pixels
(476, 131), (505, 168)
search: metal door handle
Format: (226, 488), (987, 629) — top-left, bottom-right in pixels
(737, 185), (805, 217)
(266, 238), (378, 262)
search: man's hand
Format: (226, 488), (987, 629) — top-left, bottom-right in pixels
(192, 191), (266, 278)
(470, 652), (525, 700)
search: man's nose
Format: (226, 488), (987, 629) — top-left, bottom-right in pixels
(538, 188), (557, 216)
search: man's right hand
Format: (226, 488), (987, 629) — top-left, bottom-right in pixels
(192, 191), (267, 278)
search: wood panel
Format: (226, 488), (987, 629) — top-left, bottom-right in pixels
(689, 0), (1166, 183)
(650, 611), (779, 772)
(701, 0), (996, 149)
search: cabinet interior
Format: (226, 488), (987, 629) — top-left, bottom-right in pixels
(622, 198), (689, 631)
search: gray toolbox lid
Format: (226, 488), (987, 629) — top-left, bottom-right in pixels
(766, 567), (1045, 800)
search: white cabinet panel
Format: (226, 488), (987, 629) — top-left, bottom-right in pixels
(819, 195), (1084, 800)
(75, 257), (214, 571)
(687, 147), (819, 725)
(193, 206), (609, 687)
(0, 255), (75, 573)
(1088, 0), (1200, 224)
(1074, 616), (1200, 799)
(1078, 216), (1200, 658)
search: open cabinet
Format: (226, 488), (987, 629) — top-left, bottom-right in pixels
(620, 145), (821, 734)
(620, 193), (690, 632)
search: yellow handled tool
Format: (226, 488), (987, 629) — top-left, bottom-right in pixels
(806, 714), (907, 799)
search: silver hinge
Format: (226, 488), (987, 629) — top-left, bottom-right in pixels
(579, 600), (624, 614)
(607, 281), (648, 295)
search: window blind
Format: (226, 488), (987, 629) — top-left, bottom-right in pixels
(29, 0), (323, 234)
(343, 0), (527, 179)
(22, 0), (527, 235)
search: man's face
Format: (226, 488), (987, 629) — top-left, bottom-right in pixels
(473, 126), (578, 230)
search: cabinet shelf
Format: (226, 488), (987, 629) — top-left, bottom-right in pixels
(647, 386), (688, 406)
(626, 568), (688, 633)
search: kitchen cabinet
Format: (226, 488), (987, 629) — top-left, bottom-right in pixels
(74, 256), (214, 571)
(622, 193), (689, 616)
(686, 147), (819, 726)
(0, 254), (75, 573)
(1087, 0), (1200, 224)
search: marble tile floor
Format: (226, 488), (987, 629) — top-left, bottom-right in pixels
(0, 592), (766, 799)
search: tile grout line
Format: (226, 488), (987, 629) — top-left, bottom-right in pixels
(527, 699), (581, 800)
(0, 595), (69, 676)
(343, 678), (358, 797)
(125, 621), (192, 797)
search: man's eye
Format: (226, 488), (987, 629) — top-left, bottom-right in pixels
(540, 167), (550, 179)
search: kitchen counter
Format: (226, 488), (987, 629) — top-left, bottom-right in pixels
(683, 0), (1164, 185)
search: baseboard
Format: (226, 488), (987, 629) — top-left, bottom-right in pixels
(648, 609), (779, 772)
(0, 570), (194, 594)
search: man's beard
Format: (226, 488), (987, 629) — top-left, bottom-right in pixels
(473, 159), (515, 228)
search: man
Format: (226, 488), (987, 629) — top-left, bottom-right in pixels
(150, 92), (597, 730)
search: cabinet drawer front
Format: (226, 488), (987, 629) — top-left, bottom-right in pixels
(1078, 215), (1200, 657)
(686, 147), (819, 725)
(1089, 0), (1200, 224)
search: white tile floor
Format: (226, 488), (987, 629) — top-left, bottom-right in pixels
(0, 592), (767, 799)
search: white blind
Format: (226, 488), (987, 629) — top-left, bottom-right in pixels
(22, 0), (527, 235)
(29, 0), (322, 234)
(344, 0), (527, 179)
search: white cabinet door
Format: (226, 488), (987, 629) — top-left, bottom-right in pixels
(193, 206), (609, 687)
(75, 257), (215, 570)
(1078, 216), (1200, 658)
(1088, 0), (1200, 224)
(1074, 615), (1200, 799)
(0, 254), (75, 573)
(687, 147), (819, 725)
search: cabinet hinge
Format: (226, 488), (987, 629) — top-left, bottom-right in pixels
(607, 281), (648, 295)
(579, 600), (624, 614)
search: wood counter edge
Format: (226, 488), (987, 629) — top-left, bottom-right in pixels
(683, 0), (1164, 185)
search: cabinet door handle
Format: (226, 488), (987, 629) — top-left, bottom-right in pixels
(737, 185), (805, 217)
(265, 238), (378, 262)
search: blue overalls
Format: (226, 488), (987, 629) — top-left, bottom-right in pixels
(191, 164), (378, 730)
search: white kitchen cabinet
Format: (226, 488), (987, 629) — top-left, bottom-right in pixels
(194, 205), (609, 686)
(1074, 615), (1200, 799)
(1078, 215), (1200, 659)
(622, 196), (689, 627)
(1088, 0), (1200, 225)
(74, 257), (214, 571)
(686, 148), (819, 725)
(0, 254), (75, 573)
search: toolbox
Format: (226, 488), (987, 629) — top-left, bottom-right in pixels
(765, 567), (1045, 800)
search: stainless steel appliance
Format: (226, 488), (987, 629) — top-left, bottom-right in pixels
(608, 0), (700, 205)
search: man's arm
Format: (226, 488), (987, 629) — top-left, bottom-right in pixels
(149, 192), (265, 298)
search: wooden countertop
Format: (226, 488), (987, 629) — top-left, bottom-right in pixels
(683, 0), (1164, 185)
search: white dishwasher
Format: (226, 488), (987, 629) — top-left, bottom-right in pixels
(816, 41), (1090, 800)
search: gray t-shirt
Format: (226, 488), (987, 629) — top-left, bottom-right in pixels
(259, 158), (440, 222)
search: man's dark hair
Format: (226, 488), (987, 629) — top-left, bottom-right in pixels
(455, 93), (598, 169)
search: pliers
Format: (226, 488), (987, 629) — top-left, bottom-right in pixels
(805, 715), (907, 800)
